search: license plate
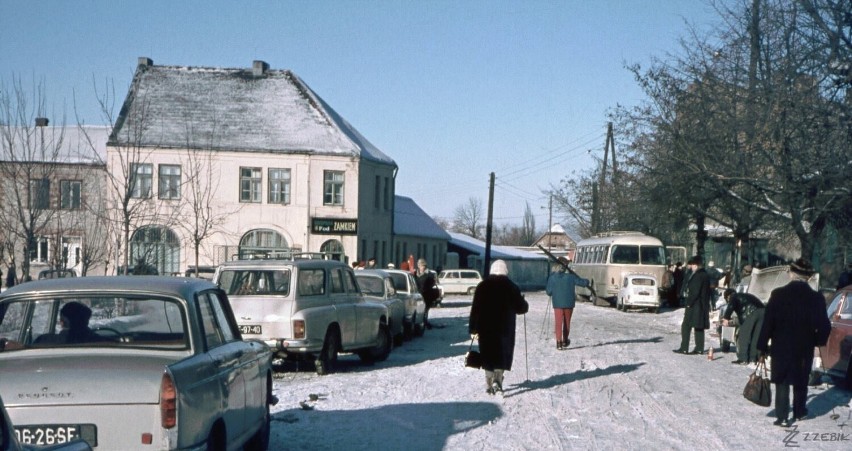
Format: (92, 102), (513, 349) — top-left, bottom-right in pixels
(240, 324), (262, 334)
(638, 291), (650, 296)
(14, 424), (96, 446)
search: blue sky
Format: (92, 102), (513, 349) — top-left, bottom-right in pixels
(0, 0), (721, 227)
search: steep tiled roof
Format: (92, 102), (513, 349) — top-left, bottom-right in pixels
(111, 59), (395, 166)
(394, 195), (451, 240)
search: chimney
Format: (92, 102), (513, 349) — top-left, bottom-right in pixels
(35, 117), (49, 127)
(138, 57), (153, 67)
(252, 60), (269, 76)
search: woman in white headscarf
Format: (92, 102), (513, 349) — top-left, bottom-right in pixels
(468, 260), (529, 395)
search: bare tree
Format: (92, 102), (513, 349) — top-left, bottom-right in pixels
(0, 75), (66, 280)
(83, 77), (182, 273)
(451, 197), (484, 238)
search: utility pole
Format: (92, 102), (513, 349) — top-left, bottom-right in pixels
(592, 122), (616, 235)
(483, 172), (495, 277)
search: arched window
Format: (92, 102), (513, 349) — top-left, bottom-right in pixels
(321, 239), (345, 261)
(239, 229), (289, 259)
(130, 226), (180, 275)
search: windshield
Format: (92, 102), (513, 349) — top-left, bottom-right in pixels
(0, 296), (188, 351)
(610, 245), (666, 265)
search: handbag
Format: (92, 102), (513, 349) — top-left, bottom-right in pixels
(743, 358), (772, 407)
(464, 338), (483, 369)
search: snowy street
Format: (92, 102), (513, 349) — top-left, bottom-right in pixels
(268, 292), (852, 450)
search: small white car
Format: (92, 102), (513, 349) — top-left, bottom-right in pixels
(355, 270), (407, 346)
(616, 273), (661, 313)
(437, 269), (483, 295)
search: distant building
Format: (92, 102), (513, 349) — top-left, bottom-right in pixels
(0, 124), (111, 278)
(392, 195), (450, 269)
(528, 224), (577, 261)
(447, 232), (550, 290)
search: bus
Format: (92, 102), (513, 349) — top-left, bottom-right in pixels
(572, 231), (667, 303)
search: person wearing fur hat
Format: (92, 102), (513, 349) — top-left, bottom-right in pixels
(673, 255), (713, 355)
(756, 258), (831, 427)
(468, 260), (529, 395)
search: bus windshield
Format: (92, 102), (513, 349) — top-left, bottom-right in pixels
(610, 245), (665, 265)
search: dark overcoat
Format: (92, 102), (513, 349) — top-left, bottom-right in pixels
(682, 268), (712, 329)
(468, 275), (529, 371)
(757, 280), (831, 386)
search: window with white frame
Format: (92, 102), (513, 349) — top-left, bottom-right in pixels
(240, 167), (262, 203)
(268, 168), (291, 204)
(131, 163), (153, 199)
(158, 165), (181, 200)
(59, 180), (82, 209)
(323, 170), (344, 206)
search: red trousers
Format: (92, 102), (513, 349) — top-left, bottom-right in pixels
(554, 308), (574, 342)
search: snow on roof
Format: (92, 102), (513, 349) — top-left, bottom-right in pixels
(394, 195), (451, 240)
(111, 60), (395, 166)
(1, 125), (109, 164)
(448, 232), (549, 261)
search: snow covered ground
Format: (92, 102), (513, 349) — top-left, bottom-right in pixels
(268, 292), (852, 450)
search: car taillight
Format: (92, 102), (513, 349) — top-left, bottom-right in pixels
(294, 320), (306, 339)
(160, 372), (177, 429)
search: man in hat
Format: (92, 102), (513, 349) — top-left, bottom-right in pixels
(673, 255), (712, 355)
(757, 258), (831, 427)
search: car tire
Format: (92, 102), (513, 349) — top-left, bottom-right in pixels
(206, 422), (227, 451)
(359, 324), (392, 363)
(315, 329), (340, 376)
(414, 313), (426, 337)
(403, 320), (414, 341)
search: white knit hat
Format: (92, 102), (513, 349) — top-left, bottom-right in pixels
(490, 259), (509, 276)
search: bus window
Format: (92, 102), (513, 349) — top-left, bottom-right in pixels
(640, 246), (666, 265)
(611, 245), (640, 264)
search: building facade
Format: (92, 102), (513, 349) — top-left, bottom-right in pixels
(107, 58), (398, 274)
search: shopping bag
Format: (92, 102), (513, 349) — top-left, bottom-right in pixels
(743, 359), (772, 407)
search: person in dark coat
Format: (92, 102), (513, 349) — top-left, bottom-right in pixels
(838, 262), (852, 290)
(545, 257), (590, 350)
(415, 258), (441, 329)
(721, 288), (765, 364)
(757, 258), (831, 427)
(673, 255), (712, 355)
(468, 259), (529, 395)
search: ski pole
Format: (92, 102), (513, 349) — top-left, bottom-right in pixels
(524, 313), (529, 382)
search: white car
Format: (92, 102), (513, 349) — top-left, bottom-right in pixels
(384, 269), (427, 339)
(616, 273), (661, 313)
(355, 270), (407, 346)
(0, 276), (275, 450)
(437, 269), (483, 295)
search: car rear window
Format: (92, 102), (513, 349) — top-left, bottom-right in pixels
(218, 269), (291, 296)
(0, 296), (188, 351)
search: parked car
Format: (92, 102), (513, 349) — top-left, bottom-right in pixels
(184, 265), (217, 280)
(437, 269), (483, 295)
(812, 284), (852, 388)
(385, 269), (427, 338)
(0, 276), (275, 450)
(213, 258), (392, 375)
(1, 394), (91, 451)
(355, 270), (406, 345)
(37, 268), (77, 280)
(616, 273), (661, 313)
